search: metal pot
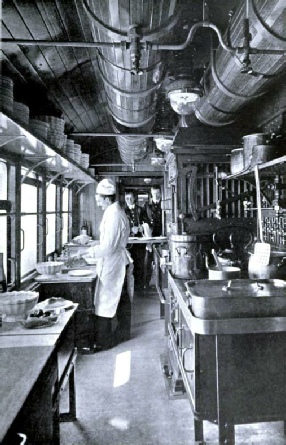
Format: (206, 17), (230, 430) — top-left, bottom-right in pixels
(208, 266), (241, 280)
(169, 234), (204, 279)
(230, 148), (244, 174)
(243, 133), (270, 169)
(248, 251), (286, 279)
(251, 144), (284, 167)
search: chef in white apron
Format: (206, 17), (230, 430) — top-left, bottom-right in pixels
(88, 178), (131, 351)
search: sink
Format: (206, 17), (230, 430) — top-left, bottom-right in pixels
(185, 279), (286, 319)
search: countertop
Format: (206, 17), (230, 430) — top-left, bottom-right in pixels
(0, 307), (77, 442)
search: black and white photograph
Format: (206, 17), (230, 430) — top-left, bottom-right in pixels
(1, 1), (286, 443)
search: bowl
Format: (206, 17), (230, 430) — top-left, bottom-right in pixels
(36, 261), (64, 276)
(0, 291), (39, 321)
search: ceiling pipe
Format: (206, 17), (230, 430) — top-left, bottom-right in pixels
(70, 133), (173, 137)
(194, 0), (286, 127)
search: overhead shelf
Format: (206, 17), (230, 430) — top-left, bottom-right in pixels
(0, 112), (95, 185)
(224, 154), (286, 181)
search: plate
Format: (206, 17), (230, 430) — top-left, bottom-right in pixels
(35, 299), (75, 311)
(85, 258), (97, 265)
(68, 269), (93, 277)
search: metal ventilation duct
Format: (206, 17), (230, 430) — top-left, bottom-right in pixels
(85, 0), (181, 165)
(195, 0), (286, 127)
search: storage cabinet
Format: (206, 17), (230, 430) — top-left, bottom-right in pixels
(163, 273), (286, 444)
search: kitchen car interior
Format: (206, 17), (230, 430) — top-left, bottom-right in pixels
(1, 0), (286, 444)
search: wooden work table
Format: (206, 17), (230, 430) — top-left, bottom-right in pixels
(0, 306), (78, 445)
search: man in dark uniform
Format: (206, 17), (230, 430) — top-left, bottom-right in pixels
(142, 185), (163, 288)
(124, 189), (145, 289)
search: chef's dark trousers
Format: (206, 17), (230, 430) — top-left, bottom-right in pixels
(94, 266), (131, 349)
(128, 243), (145, 288)
(115, 265), (131, 343)
(94, 315), (113, 350)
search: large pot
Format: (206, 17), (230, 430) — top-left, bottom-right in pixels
(243, 133), (270, 169)
(251, 144), (284, 167)
(248, 251), (286, 279)
(169, 234), (204, 279)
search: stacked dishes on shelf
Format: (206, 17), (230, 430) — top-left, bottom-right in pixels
(34, 115), (65, 148)
(13, 101), (30, 126)
(30, 119), (50, 140)
(0, 76), (14, 112)
(80, 153), (90, 169)
(73, 143), (82, 164)
(65, 139), (75, 159)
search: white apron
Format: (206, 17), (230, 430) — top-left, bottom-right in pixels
(88, 202), (131, 317)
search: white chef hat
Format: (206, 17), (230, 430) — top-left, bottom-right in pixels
(96, 178), (116, 196)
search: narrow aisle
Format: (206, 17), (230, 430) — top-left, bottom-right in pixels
(60, 288), (286, 445)
(60, 289), (195, 445)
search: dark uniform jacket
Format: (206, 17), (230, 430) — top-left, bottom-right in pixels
(142, 200), (162, 237)
(124, 204), (144, 236)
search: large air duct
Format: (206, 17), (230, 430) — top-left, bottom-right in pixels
(85, 0), (181, 165)
(195, 0), (286, 127)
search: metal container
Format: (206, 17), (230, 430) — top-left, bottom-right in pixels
(248, 251), (286, 279)
(230, 148), (244, 174)
(243, 133), (270, 169)
(251, 144), (284, 167)
(208, 266), (241, 280)
(169, 234), (200, 279)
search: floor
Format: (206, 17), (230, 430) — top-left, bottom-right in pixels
(60, 285), (286, 445)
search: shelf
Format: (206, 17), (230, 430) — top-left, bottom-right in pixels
(224, 154), (286, 181)
(0, 112), (94, 185)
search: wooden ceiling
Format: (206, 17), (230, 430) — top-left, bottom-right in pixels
(1, 0), (286, 174)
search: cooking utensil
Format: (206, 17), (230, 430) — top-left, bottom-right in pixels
(253, 165), (271, 266)
(211, 249), (223, 271)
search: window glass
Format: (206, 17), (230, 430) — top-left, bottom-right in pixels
(21, 182), (37, 278)
(0, 160), (8, 275)
(46, 184), (56, 255)
(62, 188), (69, 245)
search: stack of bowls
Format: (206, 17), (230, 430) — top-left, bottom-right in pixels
(30, 119), (50, 140)
(80, 153), (90, 169)
(0, 76), (14, 113)
(13, 101), (30, 126)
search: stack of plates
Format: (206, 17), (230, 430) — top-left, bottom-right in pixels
(30, 119), (50, 140)
(65, 139), (75, 159)
(13, 101), (30, 126)
(35, 115), (65, 148)
(0, 76), (14, 112)
(73, 143), (82, 164)
(80, 153), (90, 169)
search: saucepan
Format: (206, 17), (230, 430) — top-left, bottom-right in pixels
(208, 266), (241, 280)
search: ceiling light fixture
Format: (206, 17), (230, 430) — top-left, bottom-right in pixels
(167, 78), (203, 115)
(153, 135), (174, 153)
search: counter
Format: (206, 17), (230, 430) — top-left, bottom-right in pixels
(164, 273), (286, 445)
(0, 306), (78, 444)
(36, 270), (97, 352)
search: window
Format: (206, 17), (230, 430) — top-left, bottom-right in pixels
(62, 187), (70, 245)
(46, 183), (57, 256)
(0, 160), (8, 276)
(21, 169), (38, 278)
